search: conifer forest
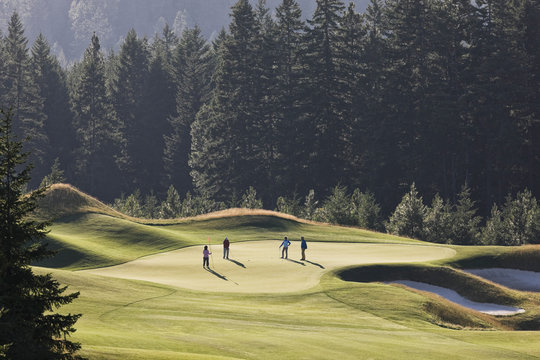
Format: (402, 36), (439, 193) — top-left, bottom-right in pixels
(0, 0), (539, 244)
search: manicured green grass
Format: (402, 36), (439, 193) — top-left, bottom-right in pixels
(32, 185), (540, 359)
(41, 211), (420, 270)
(37, 267), (540, 360)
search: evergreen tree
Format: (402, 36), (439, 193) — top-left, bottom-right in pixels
(1, 12), (47, 183)
(502, 189), (539, 245)
(191, 0), (263, 201)
(317, 184), (354, 225)
(350, 189), (382, 231)
(240, 186), (263, 209)
(337, 3), (365, 181)
(424, 194), (453, 244)
(275, 192), (302, 217)
(109, 29), (151, 191)
(386, 183), (427, 238)
(274, 0), (308, 194)
(450, 184), (481, 245)
(481, 204), (507, 245)
(70, 33), (122, 200)
(142, 191), (159, 219)
(302, 189), (318, 220)
(40, 158), (66, 188)
(164, 26), (212, 195)
(303, 0), (346, 193)
(0, 109), (83, 359)
(144, 32), (178, 195)
(31, 33), (77, 185)
(159, 185), (181, 218)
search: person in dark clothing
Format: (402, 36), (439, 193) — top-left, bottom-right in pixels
(223, 237), (230, 259)
(203, 245), (211, 268)
(300, 236), (307, 260)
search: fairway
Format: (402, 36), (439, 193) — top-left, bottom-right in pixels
(83, 241), (456, 293)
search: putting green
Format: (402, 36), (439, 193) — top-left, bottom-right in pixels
(82, 241), (456, 293)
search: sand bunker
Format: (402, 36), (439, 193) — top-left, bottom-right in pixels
(82, 241), (455, 293)
(465, 268), (540, 292)
(392, 280), (525, 316)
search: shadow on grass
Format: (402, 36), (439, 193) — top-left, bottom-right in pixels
(227, 258), (246, 268)
(205, 267), (228, 281)
(304, 260), (325, 269)
(286, 258), (306, 266)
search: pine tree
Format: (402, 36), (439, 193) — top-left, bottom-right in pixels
(70, 33), (122, 200)
(450, 184), (481, 245)
(318, 184), (354, 225)
(159, 185), (181, 219)
(274, 0), (309, 194)
(303, 0), (346, 193)
(31, 33), (76, 185)
(424, 194), (453, 244)
(350, 189), (382, 231)
(191, 0), (263, 201)
(164, 26), (212, 195)
(0, 109), (83, 359)
(109, 29), (151, 191)
(240, 186), (263, 209)
(40, 158), (66, 188)
(1, 12), (48, 184)
(386, 183), (427, 238)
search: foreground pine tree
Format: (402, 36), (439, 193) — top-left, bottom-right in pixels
(0, 109), (83, 359)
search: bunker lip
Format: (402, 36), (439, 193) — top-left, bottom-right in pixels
(390, 280), (525, 316)
(464, 268), (540, 292)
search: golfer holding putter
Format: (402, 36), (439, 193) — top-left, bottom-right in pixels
(280, 236), (291, 259)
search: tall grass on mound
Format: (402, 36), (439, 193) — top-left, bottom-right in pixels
(335, 264), (540, 331)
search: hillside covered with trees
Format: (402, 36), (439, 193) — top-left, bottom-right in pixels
(0, 0), (538, 244)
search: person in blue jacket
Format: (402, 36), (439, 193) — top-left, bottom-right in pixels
(300, 236), (307, 260)
(279, 236), (291, 259)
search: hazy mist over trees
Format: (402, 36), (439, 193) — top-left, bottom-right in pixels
(0, 0), (370, 62)
(0, 0), (538, 244)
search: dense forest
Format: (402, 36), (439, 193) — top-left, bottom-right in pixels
(0, 0), (538, 242)
(0, 0), (369, 62)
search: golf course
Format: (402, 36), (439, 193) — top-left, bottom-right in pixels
(35, 185), (540, 359)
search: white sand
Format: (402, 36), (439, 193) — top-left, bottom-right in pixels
(392, 280), (525, 316)
(465, 268), (540, 292)
(82, 241), (455, 293)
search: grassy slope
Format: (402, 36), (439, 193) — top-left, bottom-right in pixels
(39, 267), (540, 360)
(38, 185), (419, 270)
(34, 184), (540, 359)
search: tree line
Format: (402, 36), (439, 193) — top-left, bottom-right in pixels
(112, 182), (539, 245)
(0, 0), (538, 222)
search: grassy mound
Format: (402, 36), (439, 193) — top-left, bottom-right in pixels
(35, 184), (419, 270)
(336, 264), (540, 330)
(35, 184), (125, 220)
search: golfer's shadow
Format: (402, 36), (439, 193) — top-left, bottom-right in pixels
(286, 258), (306, 266)
(227, 258), (246, 268)
(304, 260), (325, 269)
(205, 267), (228, 281)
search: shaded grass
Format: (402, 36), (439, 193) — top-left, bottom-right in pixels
(35, 267), (540, 360)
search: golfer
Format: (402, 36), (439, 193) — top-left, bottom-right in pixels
(203, 245), (212, 268)
(300, 236), (307, 260)
(280, 236), (291, 259)
(223, 237), (230, 259)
